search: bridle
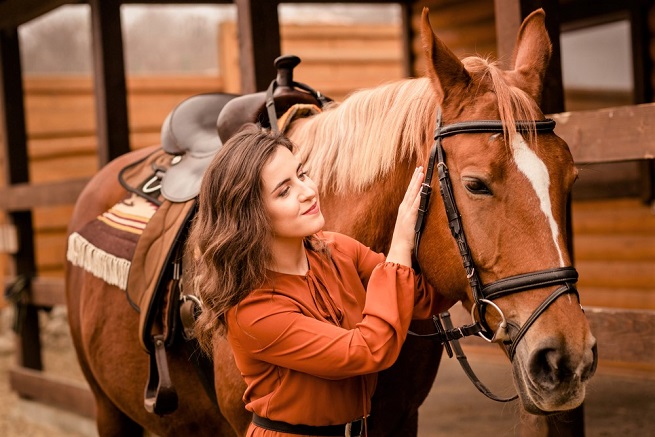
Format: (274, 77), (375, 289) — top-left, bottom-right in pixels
(411, 111), (580, 402)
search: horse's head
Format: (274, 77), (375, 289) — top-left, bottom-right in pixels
(417, 8), (597, 414)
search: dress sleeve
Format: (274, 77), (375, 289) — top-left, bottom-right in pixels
(325, 231), (449, 320)
(324, 232), (386, 287)
(230, 263), (416, 380)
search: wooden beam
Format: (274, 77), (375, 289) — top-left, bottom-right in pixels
(399, 2), (415, 77)
(552, 103), (655, 164)
(0, 0), (76, 29)
(31, 278), (67, 307)
(495, 0), (564, 114)
(90, 0), (131, 165)
(494, 0), (522, 68)
(0, 178), (89, 212)
(0, 26), (42, 371)
(0, 28), (29, 184)
(586, 307), (655, 365)
(3, 277), (66, 307)
(235, 0), (281, 93)
(9, 366), (96, 419)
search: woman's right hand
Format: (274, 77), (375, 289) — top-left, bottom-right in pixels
(386, 166), (424, 267)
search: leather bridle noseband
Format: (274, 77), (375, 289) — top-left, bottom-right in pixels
(411, 111), (580, 402)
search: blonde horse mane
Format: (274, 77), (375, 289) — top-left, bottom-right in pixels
(290, 78), (438, 193)
(462, 56), (542, 143)
(290, 57), (541, 194)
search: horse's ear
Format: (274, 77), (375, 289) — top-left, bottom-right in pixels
(420, 7), (470, 105)
(510, 8), (552, 103)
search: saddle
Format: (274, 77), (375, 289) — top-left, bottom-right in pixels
(122, 55), (330, 415)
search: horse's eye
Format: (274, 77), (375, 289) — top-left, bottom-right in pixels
(463, 177), (492, 195)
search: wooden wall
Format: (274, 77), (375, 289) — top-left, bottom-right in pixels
(1, 18), (653, 313)
(15, 75), (223, 279)
(0, 22), (407, 294)
(219, 21), (405, 99)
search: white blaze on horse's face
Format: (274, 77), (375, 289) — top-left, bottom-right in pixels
(510, 133), (565, 267)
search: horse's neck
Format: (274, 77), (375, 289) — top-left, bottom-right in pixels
(319, 180), (403, 254)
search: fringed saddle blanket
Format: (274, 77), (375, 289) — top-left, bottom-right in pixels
(66, 148), (175, 291)
(67, 193), (158, 290)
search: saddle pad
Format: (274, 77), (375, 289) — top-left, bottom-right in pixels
(67, 193), (159, 290)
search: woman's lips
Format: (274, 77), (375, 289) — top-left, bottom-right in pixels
(303, 202), (319, 215)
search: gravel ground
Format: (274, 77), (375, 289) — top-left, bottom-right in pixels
(1, 302), (653, 437)
(0, 304), (92, 437)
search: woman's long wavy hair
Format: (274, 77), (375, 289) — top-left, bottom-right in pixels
(190, 124), (296, 353)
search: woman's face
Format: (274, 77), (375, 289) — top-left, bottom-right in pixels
(261, 146), (325, 240)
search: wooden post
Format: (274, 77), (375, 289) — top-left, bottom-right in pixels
(0, 27), (42, 371)
(235, 0), (281, 93)
(400, 2), (416, 78)
(89, 0), (131, 166)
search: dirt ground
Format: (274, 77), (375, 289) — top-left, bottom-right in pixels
(0, 304), (653, 437)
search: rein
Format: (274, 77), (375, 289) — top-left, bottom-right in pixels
(411, 111), (580, 402)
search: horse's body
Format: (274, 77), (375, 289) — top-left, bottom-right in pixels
(66, 9), (596, 436)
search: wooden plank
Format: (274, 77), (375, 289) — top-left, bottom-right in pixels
(572, 198), (655, 234)
(586, 307), (655, 365)
(0, 179), (89, 211)
(574, 235), (655, 261)
(0, 0), (72, 29)
(9, 366), (95, 419)
(577, 260), (655, 289)
(580, 287), (655, 311)
(30, 277), (66, 307)
(552, 103), (655, 164)
(25, 75), (222, 95)
(282, 24), (402, 40)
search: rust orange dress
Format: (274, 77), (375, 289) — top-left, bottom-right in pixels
(226, 232), (442, 436)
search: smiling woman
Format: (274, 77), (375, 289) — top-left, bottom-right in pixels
(188, 124), (439, 436)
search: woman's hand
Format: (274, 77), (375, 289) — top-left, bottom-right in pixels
(386, 166), (424, 267)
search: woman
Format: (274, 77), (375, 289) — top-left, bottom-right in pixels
(190, 124), (436, 436)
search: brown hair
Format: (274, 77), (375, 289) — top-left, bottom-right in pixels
(189, 124), (320, 353)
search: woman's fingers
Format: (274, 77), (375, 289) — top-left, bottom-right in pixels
(386, 167), (425, 266)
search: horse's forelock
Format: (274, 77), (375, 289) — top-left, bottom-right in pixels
(290, 78), (438, 194)
(463, 56), (542, 145)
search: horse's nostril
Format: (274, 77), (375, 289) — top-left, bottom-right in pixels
(581, 342), (598, 382)
(529, 347), (567, 390)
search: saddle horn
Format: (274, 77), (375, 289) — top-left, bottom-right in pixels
(217, 54), (330, 142)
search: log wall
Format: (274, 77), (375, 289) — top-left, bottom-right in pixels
(1, 19), (653, 314)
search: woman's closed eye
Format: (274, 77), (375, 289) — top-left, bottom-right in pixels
(279, 186), (290, 198)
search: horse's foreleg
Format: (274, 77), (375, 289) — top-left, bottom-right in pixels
(213, 337), (251, 436)
(93, 390), (144, 437)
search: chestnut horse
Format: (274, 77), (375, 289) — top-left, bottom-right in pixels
(66, 9), (597, 436)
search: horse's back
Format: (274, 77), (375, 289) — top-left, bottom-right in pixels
(65, 145), (240, 436)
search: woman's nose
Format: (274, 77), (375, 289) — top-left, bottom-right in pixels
(298, 183), (316, 201)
